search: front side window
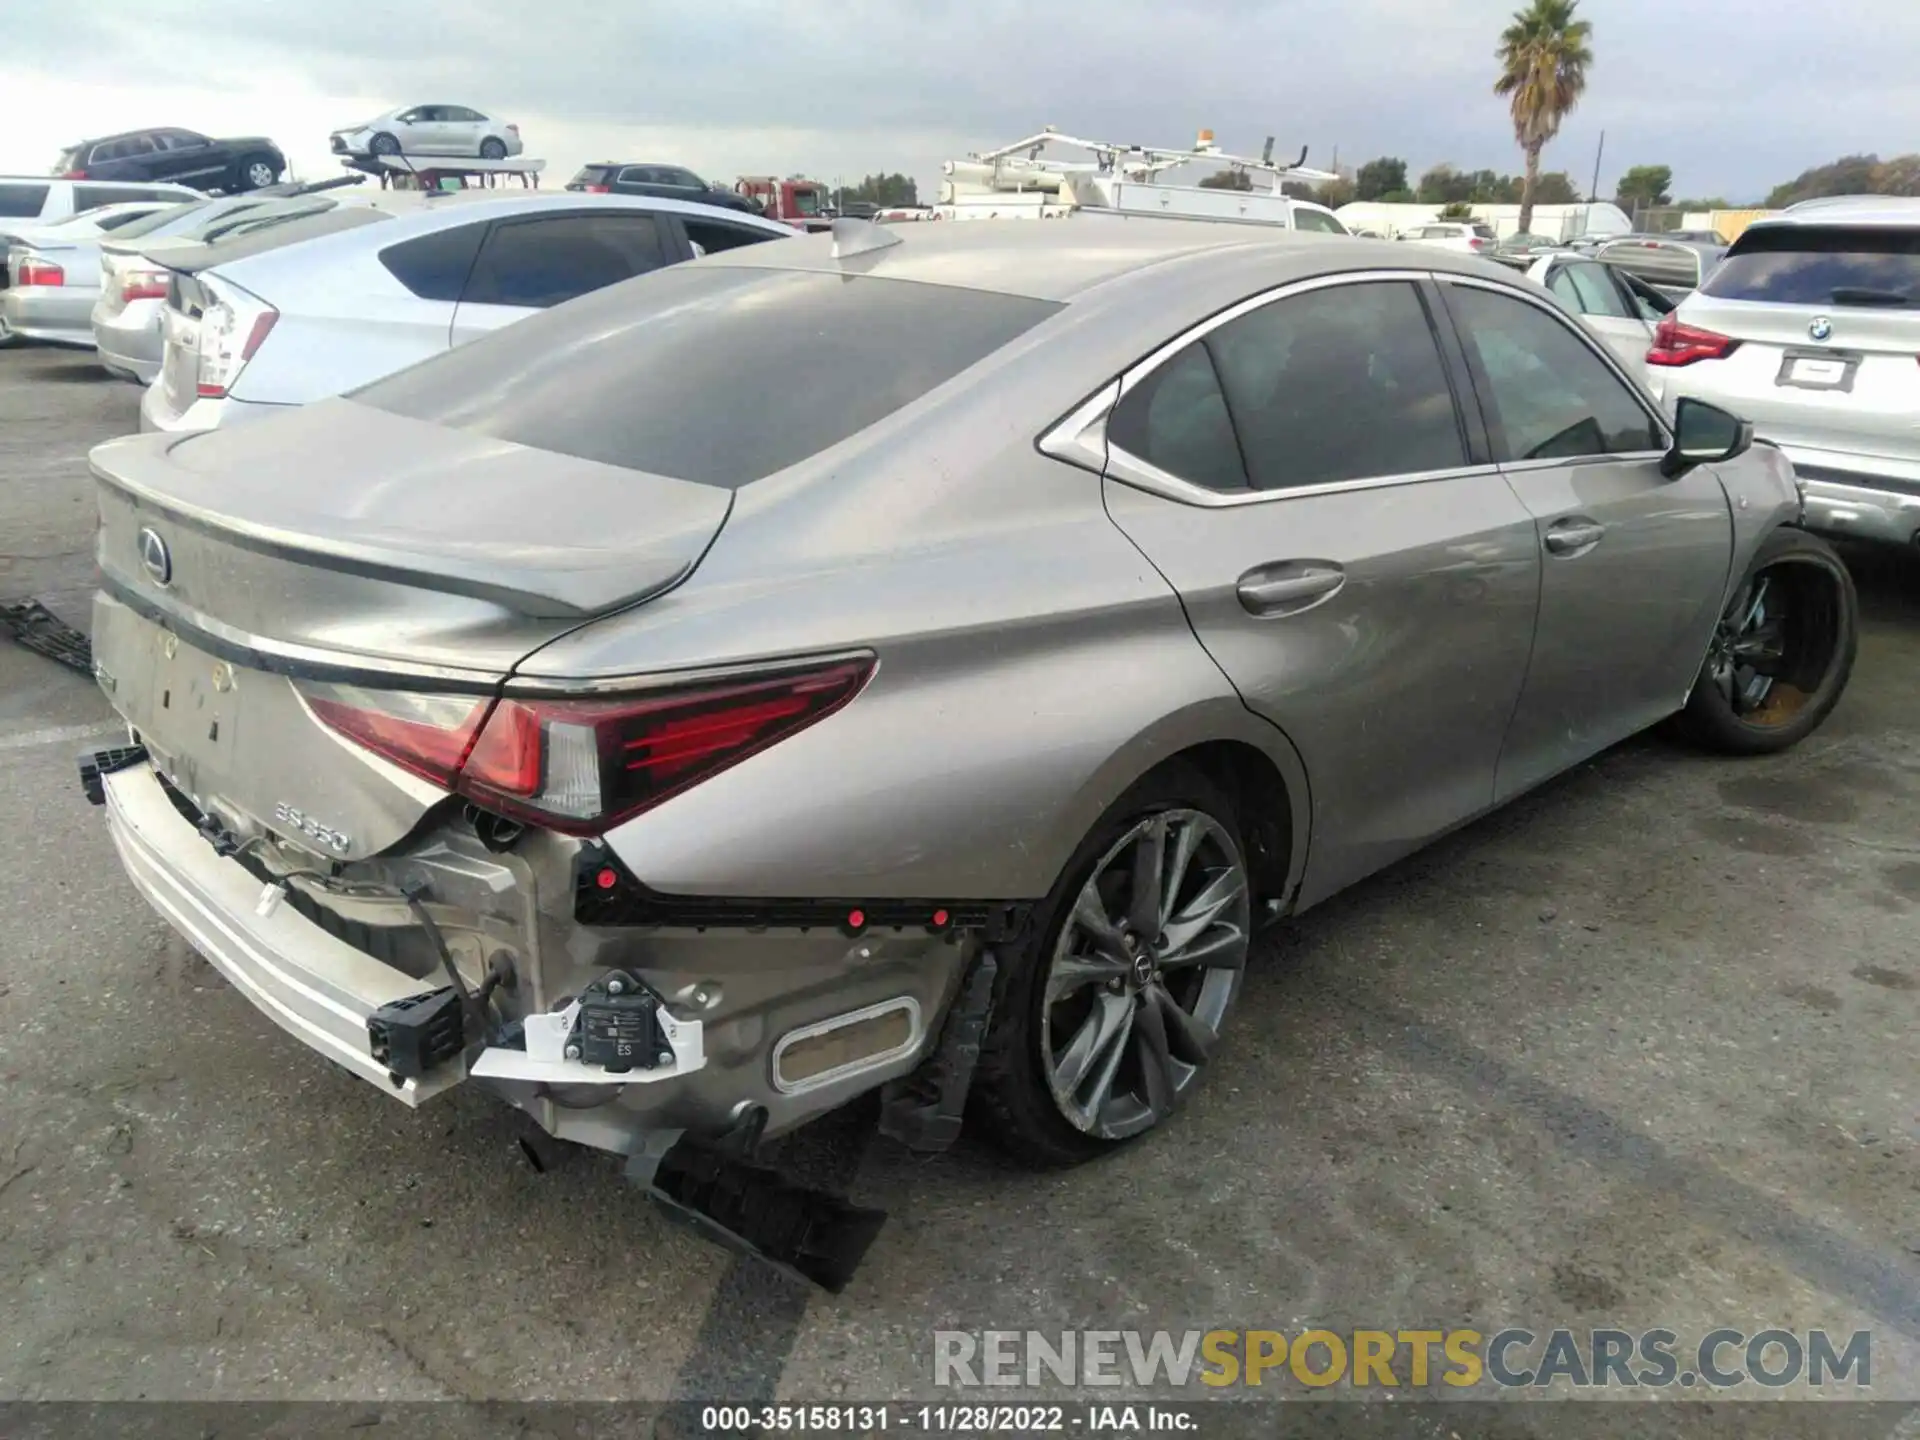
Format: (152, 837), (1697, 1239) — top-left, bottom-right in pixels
(462, 213), (668, 308)
(1447, 285), (1664, 462)
(1549, 261), (1631, 319)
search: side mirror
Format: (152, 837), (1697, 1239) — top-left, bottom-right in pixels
(1661, 396), (1752, 478)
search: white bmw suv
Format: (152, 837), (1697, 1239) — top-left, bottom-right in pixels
(1651, 199), (1920, 546)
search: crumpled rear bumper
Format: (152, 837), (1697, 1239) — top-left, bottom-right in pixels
(101, 760), (468, 1104)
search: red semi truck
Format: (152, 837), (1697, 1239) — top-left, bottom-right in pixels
(736, 175), (833, 232)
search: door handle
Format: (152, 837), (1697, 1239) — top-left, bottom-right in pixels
(1544, 519), (1605, 556)
(1235, 562), (1346, 617)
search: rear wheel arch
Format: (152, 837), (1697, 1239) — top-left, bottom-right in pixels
(1052, 707), (1311, 919)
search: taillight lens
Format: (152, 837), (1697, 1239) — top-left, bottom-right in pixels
(61, 169), (87, 179)
(298, 658), (873, 834)
(584, 183), (609, 194)
(122, 268), (169, 302)
(18, 257), (64, 287)
(1468, 236), (1485, 249)
(193, 275), (279, 398)
(1646, 314), (1739, 367)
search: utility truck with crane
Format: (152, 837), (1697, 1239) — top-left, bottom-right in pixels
(935, 127), (1349, 232)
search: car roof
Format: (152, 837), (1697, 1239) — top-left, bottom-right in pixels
(698, 215), (1503, 302)
(1751, 197), (1920, 229)
(74, 127), (200, 147)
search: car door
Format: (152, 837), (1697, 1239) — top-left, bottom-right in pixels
(441, 106), (488, 154)
(448, 209), (680, 344)
(1092, 273), (1543, 906)
(390, 107), (430, 152)
(1433, 275), (1733, 802)
(1541, 257), (1655, 373)
(154, 130), (219, 185)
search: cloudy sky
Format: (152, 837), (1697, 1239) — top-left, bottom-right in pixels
(7, 1), (1917, 204)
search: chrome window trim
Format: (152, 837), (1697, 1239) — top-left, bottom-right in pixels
(1039, 268), (1495, 509)
(770, 997), (923, 1096)
(1435, 272), (1675, 450)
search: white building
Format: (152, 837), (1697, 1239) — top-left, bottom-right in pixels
(1334, 200), (1634, 241)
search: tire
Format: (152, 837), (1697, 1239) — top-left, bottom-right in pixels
(234, 154), (280, 191)
(971, 763), (1254, 1168)
(1675, 526), (1857, 755)
(479, 137), (508, 160)
(369, 132), (401, 157)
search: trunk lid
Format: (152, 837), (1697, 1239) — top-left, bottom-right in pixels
(90, 400), (734, 856)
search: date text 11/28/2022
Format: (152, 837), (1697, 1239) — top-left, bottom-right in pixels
(700, 1405), (1195, 1432)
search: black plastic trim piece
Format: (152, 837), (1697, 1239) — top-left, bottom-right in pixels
(77, 744), (149, 805)
(572, 843), (1034, 943)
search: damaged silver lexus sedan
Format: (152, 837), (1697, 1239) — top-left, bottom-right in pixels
(80, 218), (1857, 1288)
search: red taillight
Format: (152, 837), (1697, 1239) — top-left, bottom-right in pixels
(18, 258), (63, 287)
(300, 659), (873, 835)
(122, 270), (168, 302)
(1468, 237), (1486, 249)
(583, 183), (609, 193)
(1646, 315), (1739, 368)
(61, 169), (87, 179)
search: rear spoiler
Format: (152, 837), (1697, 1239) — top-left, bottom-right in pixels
(150, 205), (391, 275)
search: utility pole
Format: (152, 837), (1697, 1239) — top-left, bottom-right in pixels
(1588, 130), (1605, 202)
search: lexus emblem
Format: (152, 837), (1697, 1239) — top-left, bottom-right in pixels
(1808, 315), (1833, 342)
(137, 526), (172, 587)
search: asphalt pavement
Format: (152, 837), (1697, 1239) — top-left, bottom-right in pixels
(1, 344), (1917, 1437)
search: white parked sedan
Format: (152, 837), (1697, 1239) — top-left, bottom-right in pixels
(330, 104), (524, 160)
(0, 201), (187, 347)
(1522, 251), (1674, 381)
(138, 192), (794, 434)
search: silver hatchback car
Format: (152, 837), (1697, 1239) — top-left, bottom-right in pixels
(1653, 200), (1920, 546)
(138, 191), (795, 434)
(81, 220), (1856, 1287)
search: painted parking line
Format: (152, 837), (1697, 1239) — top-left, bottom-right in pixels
(0, 721), (123, 753)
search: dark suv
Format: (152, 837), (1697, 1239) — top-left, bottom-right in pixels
(58, 129), (287, 194)
(566, 163), (761, 215)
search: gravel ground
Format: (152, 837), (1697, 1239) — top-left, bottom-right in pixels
(1, 343), (1916, 1437)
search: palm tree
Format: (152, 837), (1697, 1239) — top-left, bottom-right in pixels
(1494, 0), (1594, 233)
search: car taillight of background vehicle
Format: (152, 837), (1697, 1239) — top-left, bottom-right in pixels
(122, 269), (168, 302)
(193, 276), (278, 398)
(60, 169), (87, 180)
(1646, 314), (1739, 367)
(17, 258), (63, 287)
(296, 658), (874, 834)
(1468, 237), (1486, 250)
(582, 184), (610, 193)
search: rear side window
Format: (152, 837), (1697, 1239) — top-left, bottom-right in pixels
(1447, 286), (1663, 461)
(462, 212), (668, 308)
(1208, 281), (1464, 489)
(1292, 208), (1347, 235)
(380, 222), (485, 301)
(1702, 225), (1920, 307)
(1107, 344), (1247, 491)
(355, 267), (1061, 487)
(77, 185), (178, 209)
(0, 183), (50, 218)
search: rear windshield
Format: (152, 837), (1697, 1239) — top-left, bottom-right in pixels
(0, 182), (50, 218)
(100, 201), (202, 240)
(570, 166), (617, 185)
(1702, 225), (1920, 307)
(355, 265), (1063, 488)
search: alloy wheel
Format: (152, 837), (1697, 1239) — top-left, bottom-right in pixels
(1040, 808), (1250, 1140)
(246, 161), (277, 189)
(1706, 560), (1841, 729)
